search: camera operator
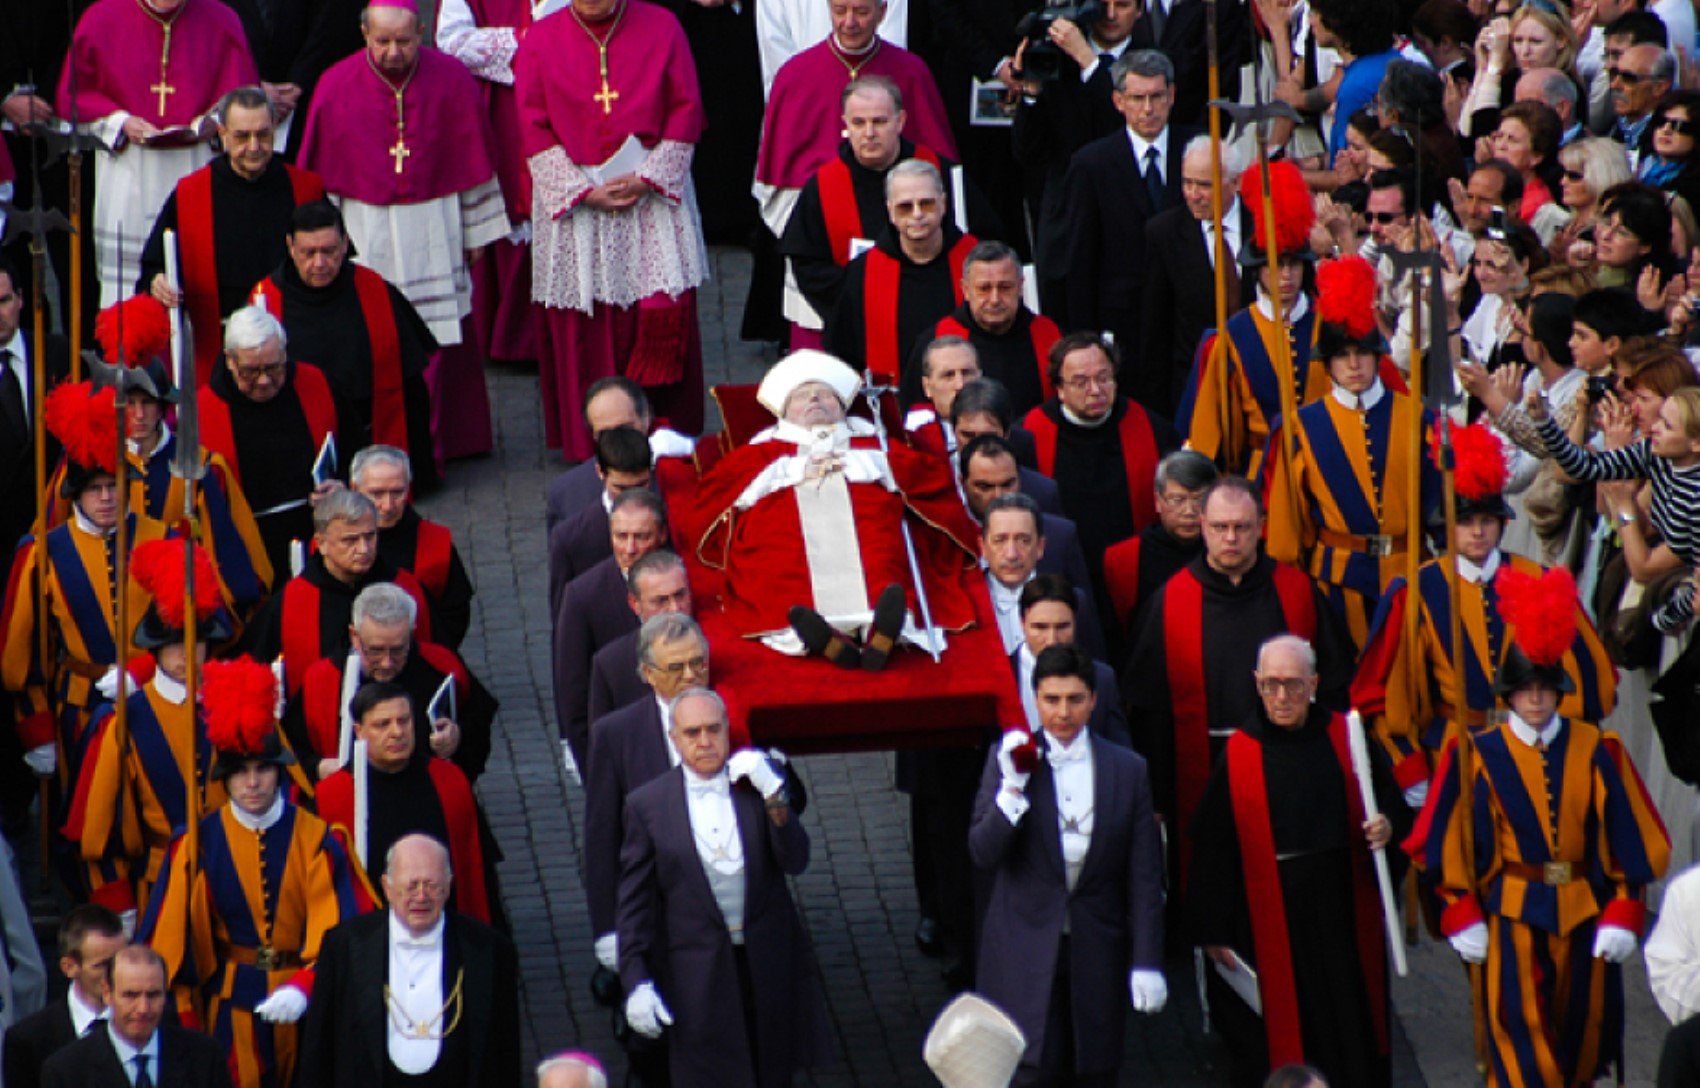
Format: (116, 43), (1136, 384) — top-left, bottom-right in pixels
(1012, 0), (1139, 316)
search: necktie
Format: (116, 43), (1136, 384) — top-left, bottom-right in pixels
(133, 1054), (155, 1088)
(0, 352), (25, 436)
(1148, 0), (1167, 40)
(1144, 146), (1164, 211)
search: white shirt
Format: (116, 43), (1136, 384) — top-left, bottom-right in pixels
(106, 1023), (160, 1086)
(386, 912), (446, 1074)
(654, 696), (682, 768)
(1457, 550), (1502, 586)
(1646, 864), (1700, 1023)
(987, 572), (1028, 654)
(67, 985), (105, 1037)
(229, 793), (284, 833)
(1330, 378), (1386, 412)
(1254, 290), (1310, 324)
(683, 767), (743, 873)
(1017, 643), (1041, 732)
(151, 671), (188, 707)
(1047, 730), (1096, 894)
(0, 330), (28, 424)
(1507, 711), (1564, 750)
(1127, 129), (1170, 189)
(1201, 198), (1242, 269)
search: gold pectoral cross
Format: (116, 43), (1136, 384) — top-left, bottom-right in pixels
(389, 136), (411, 174)
(150, 78), (175, 115)
(593, 78), (619, 115)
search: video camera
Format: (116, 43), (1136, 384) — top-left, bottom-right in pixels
(1013, 0), (1107, 83)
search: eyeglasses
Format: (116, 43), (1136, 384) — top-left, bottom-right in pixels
(1255, 677), (1312, 697)
(1060, 373), (1115, 392)
(1657, 114), (1697, 135)
(890, 198), (941, 216)
(1608, 67), (1649, 85)
(1365, 211), (1408, 224)
(395, 880), (448, 899)
(650, 656), (708, 676)
(231, 361), (286, 381)
(1561, 168), (1586, 181)
(1158, 491), (1205, 511)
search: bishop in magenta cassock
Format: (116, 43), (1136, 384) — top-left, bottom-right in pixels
(515, 0), (709, 462)
(754, 0), (954, 337)
(57, 0), (257, 307)
(437, 0), (540, 366)
(296, 0), (508, 466)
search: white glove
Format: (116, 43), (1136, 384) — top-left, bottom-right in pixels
(120, 909), (137, 940)
(996, 730), (1032, 790)
(96, 666), (121, 701)
(22, 743), (56, 777)
(765, 748), (789, 767)
(560, 740), (582, 787)
(255, 985), (308, 1023)
(1593, 924), (1638, 963)
(271, 659), (288, 721)
(727, 749), (784, 799)
(595, 932), (619, 971)
(648, 428), (696, 459)
(624, 981), (674, 1039)
(1129, 968), (1168, 1013)
(1403, 780), (1430, 810)
(1449, 921), (1489, 964)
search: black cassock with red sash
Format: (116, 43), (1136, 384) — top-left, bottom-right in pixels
(825, 228), (977, 378)
(379, 506), (474, 650)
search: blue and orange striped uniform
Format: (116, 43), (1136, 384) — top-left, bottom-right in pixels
(64, 681), (228, 914)
(140, 800), (373, 1088)
(1413, 718), (1669, 1088)
(0, 513), (171, 776)
(1352, 553), (1618, 794)
(1263, 386), (1440, 649)
(1179, 301), (1326, 479)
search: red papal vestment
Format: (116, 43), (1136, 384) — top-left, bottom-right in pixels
(693, 419), (981, 641)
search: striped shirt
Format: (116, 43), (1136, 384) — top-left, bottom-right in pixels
(1536, 415), (1700, 628)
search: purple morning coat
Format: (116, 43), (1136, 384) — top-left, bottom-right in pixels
(617, 768), (833, 1087)
(553, 557), (640, 763)
(548, 500), (612, 615)
(588, 630), (648, 727)
(969, 734), (1165, 1076)
(546, 460), (603, 536)
(584, 696), (672, 938)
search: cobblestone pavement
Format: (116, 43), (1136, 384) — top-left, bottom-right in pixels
(417, 247), (1674, 1086)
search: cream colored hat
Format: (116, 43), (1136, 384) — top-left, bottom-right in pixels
(923, 993), (1027, 1088)
(755, 350), (863, 418)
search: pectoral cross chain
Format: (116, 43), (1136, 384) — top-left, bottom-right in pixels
(389, 136), (411, 174)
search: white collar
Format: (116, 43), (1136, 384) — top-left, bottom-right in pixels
(758, 417), (876, 447)
(1017, 642), (1037, 672)
(389, 910), (446, 951)
(987, 569), (1030, 601)
(1508, 711), (1564, 749)
(151, 670), (188, 706)
(0, 330), (23, 364)
(1458, 550), (1501, 585)
(832, 32), (878, 55)
(1045, 729), (1092, 763)
(1330, 379), (1386, 411)
(72, 506), (116, 539)
(601, 488), (614, 515)
(128, 422), (172, 460)
(1090, 34), (1131, 57)
(684, 765), (731, 795)
(1060, 404), (1113, 428)
(229, 793), (285, 832)
(1128, 127), (1169, 165)
(67, 984), (105, 1035)
(1203, 198), (1242, 232)
(1255, 290), (1310, 323)
(105, 1022), (158, 1070)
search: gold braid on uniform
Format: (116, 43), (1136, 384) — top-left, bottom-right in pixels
(385, 969), (466, 1040)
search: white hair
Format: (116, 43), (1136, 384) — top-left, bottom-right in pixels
(352, 582), (418, 630)
(1256, 634), (1317, 675)
(1182, 135), (1248, 188)
(535, 1054), (608, 1088)
(223, 305), (287, 355)
(884, 158), (944, 201)
(351, 444), (413, 486)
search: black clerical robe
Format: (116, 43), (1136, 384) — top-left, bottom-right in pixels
(216, 0), (359, 158)
(826, 228), (975, 377)
(255, 259), (438, 489)
(137, 156), (326, 385)
(1188, 707), (1407, 1088)
(902, 302), (1059, 416)
(1127, 555), (1352, 892)
(1102, 523), (1203, 645)
(238, 552), (434, 697)
(380, 507), (473, 650)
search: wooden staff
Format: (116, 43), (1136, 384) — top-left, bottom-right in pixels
(1205, 0), (1234, 459)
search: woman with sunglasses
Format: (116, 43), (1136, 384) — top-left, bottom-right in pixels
(1637, 90), (1700, 215)
(1587, 181), (1678, 290)
(1549, 137), (1633, 266)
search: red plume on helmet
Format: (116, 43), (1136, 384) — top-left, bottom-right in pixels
(1495, 565), (1580, 668)
(130, 539), (222, 628)
(1239, 159), (1314, 256)
(1432, 422), (1507, 501)
(43, 381), (118, 475)
(95, 295), (171, 367)
(1315, 256), (1378, 339)
(202, 658), (281, 758)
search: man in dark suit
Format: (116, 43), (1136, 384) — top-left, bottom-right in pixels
(586, 550), (694, 727)
(1139, 136), (1253, 417)
(960, 435), (1092, 596)
(1013, 575), (1130, 745)
(970, 643), (1166, 1086)
(3, 905), (126, 1088)
(1125, 0), (1247, 128)
(544, 378), (651, 535)
(553, 490), (669, 772)
(215, 0), (359, 158)
(547, 425), (654, 614)
(982, 493), (1107, 662)
(0, 256), (66, 832)
(949, 378), (1062, 514)
(298, 834), (520, 1088)
(41, 945), (231, 1088)
(1062, 50), (1200, 355)
(616, 688), (832, 1086)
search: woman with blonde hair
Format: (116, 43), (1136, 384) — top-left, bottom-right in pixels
(1550, 137), (1634, 265)
(1459, 0), (1580, 139)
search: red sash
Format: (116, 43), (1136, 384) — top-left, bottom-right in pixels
(862, 234), (976, 377)
(1103, 535), (1143, 632)
(818, 145), (941, 265)
(1163, 563), (1317, 890)
(178, 164), (325, 387)
(412, 519), (454, 601)
(935, 312), (1060, 401)
(301, 657), (342, 764)
(1226, 716), (1389, 1067)
(279, 580), (322, 699)
(198, 363), (338, 490)
(252, 269), (408, 450)
(1023, 403), (1160, 533)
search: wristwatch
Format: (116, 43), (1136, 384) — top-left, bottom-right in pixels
(1617, 510), (1637, 527)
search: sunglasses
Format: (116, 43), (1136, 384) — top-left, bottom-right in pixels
(1562, 168), (1586, 180)
(1609, 67), (1649, 84)
(1657, 114), (1698, 135)
(1365, 211), (1407, 224)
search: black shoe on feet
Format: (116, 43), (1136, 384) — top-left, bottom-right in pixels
(862, 583), (907, 671)
(789, 605), (861, 668)
(915, 915), (944, 957)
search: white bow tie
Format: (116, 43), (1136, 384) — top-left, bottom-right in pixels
(687, 776), (729, 798)
(1048, 740), (1088, 765)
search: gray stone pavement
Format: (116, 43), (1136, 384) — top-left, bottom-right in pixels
(417, 247), (1675, 1086)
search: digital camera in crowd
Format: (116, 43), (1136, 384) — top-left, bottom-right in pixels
(1013, 0), (1106, 83)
